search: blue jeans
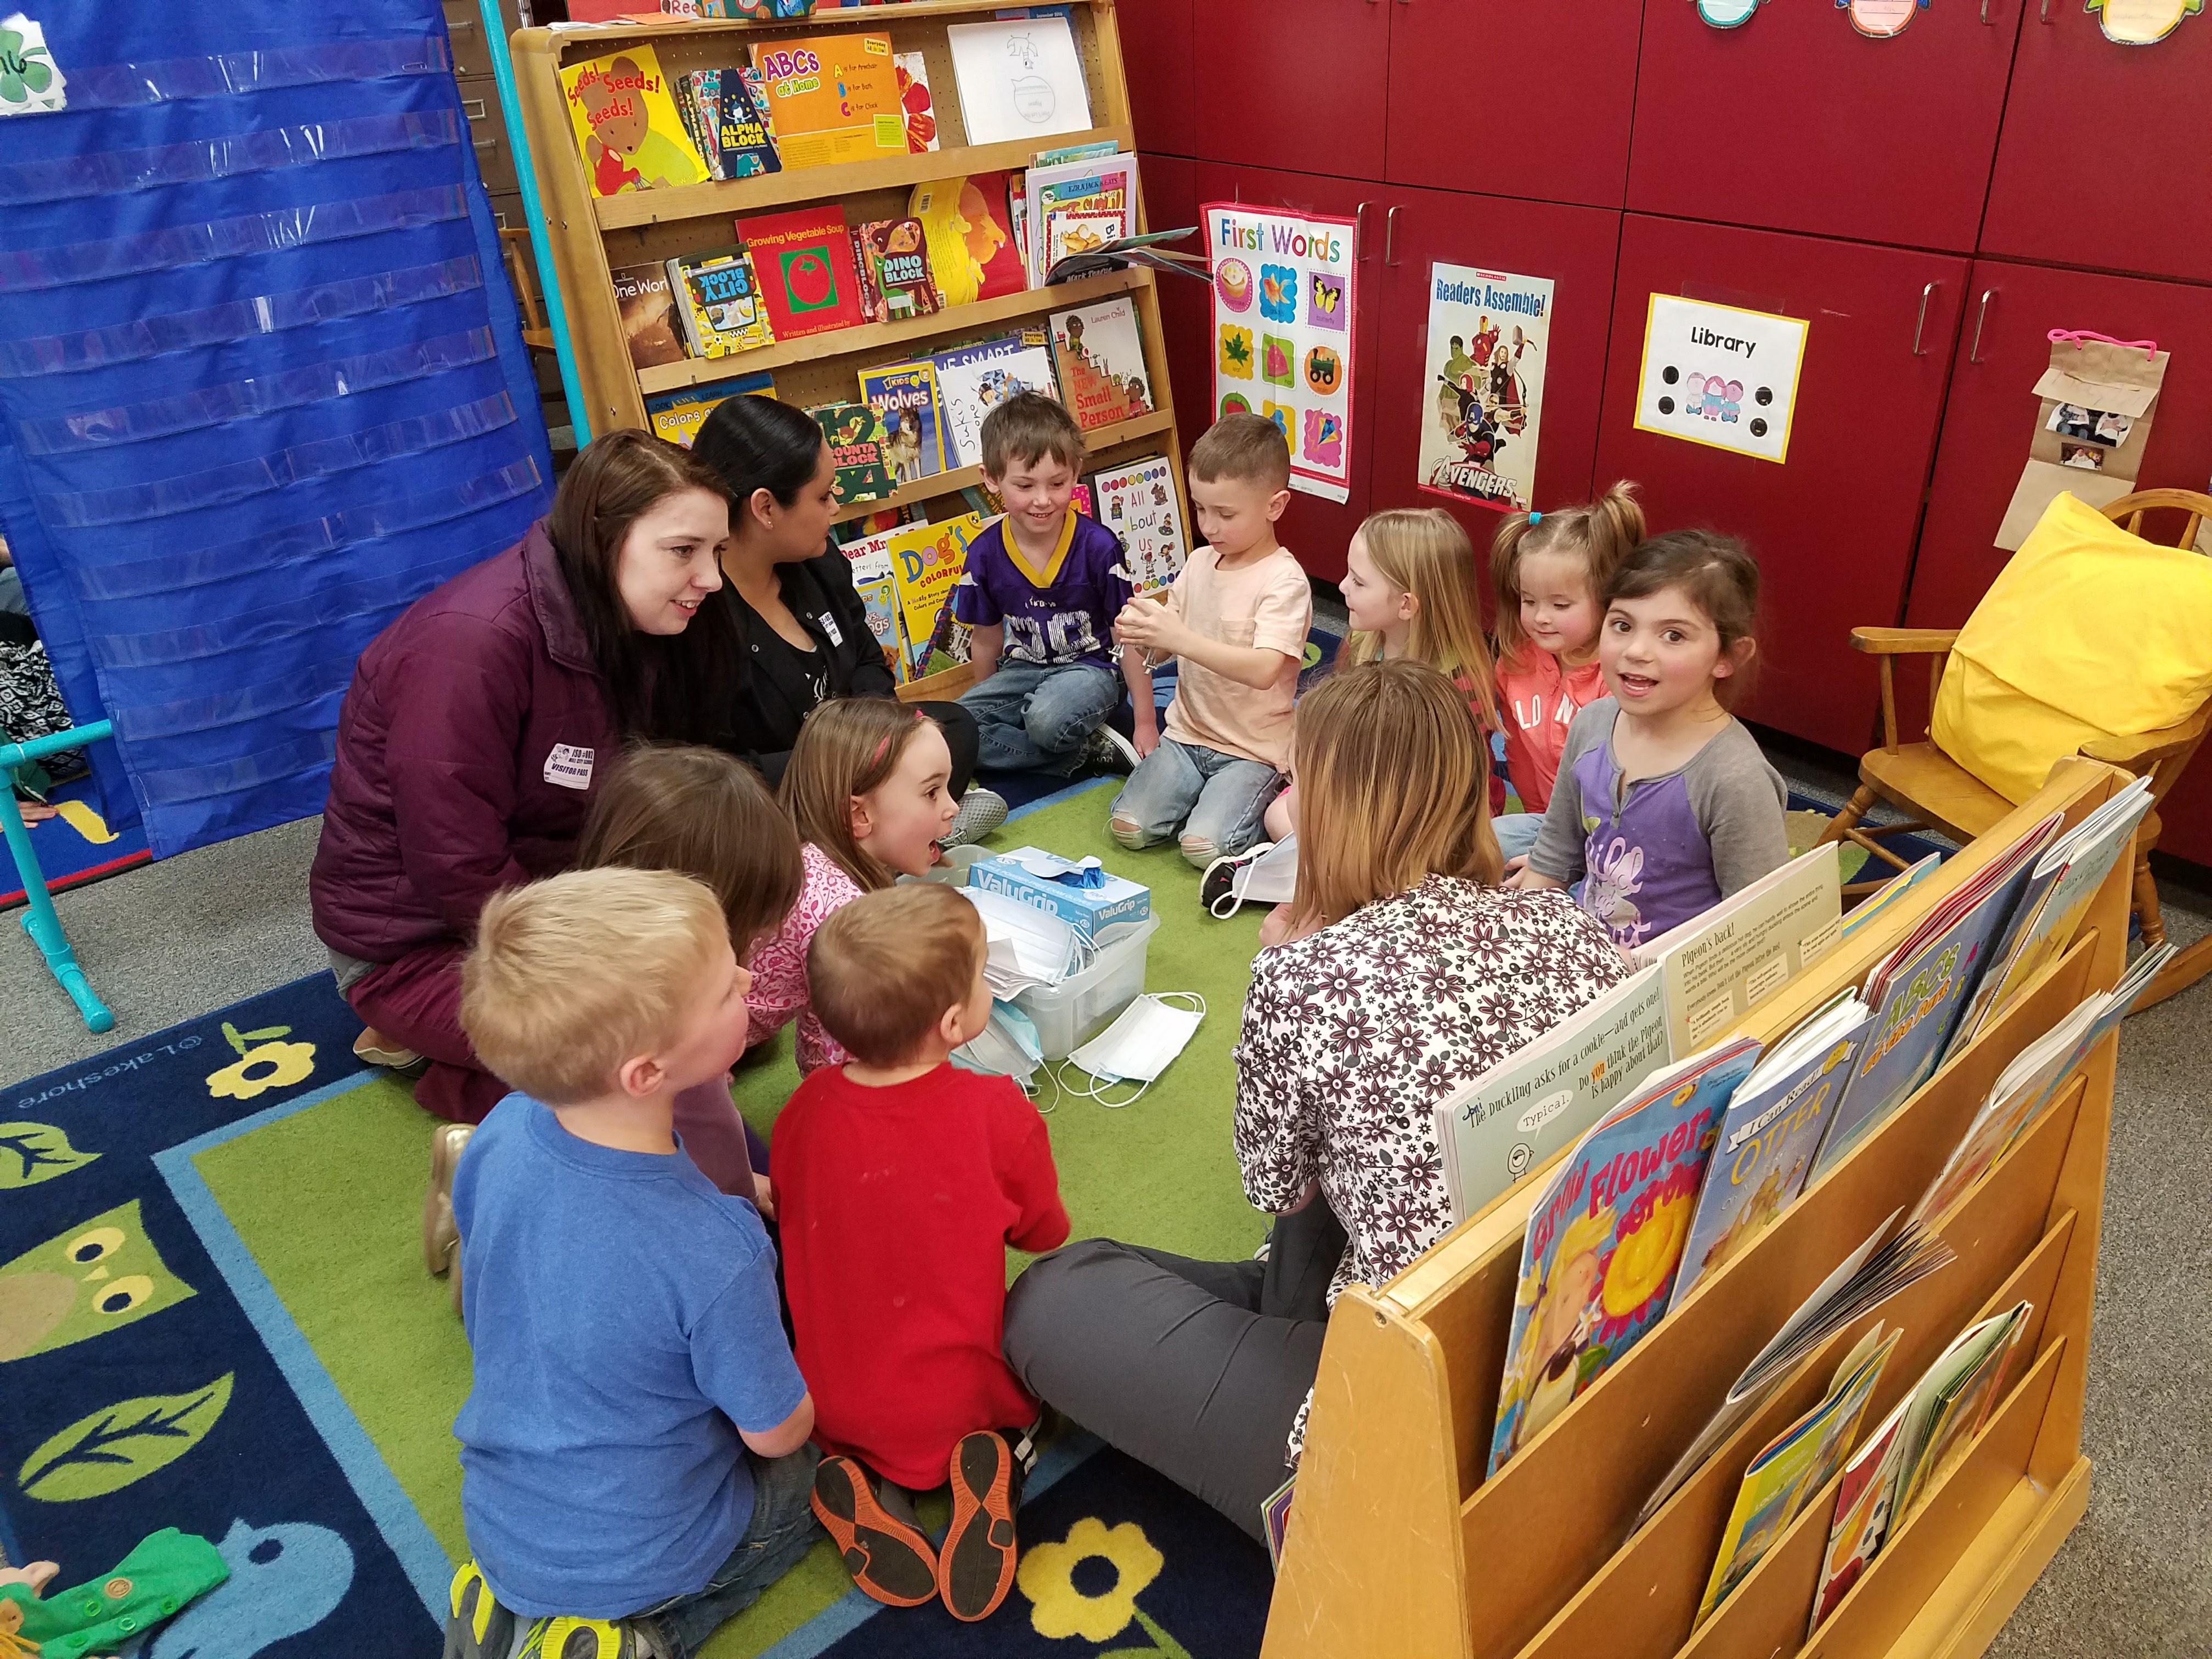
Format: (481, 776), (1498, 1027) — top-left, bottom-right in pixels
(1110, 738), (1282, 866)
(633, 1445), (822, 1657)
(1493, 811), (1544, 864)
(959, 661), (1123, 775)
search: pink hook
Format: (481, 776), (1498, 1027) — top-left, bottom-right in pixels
(2047, 328), (2158, 360)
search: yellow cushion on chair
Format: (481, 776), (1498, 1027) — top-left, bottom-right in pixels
(1931, 491), (2212, 803)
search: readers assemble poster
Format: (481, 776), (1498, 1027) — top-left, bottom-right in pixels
(1419, 262), (1553, 513)
(1203, 201), (1358, 503)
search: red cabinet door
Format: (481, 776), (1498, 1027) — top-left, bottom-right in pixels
(1141, 153), (1210, 443)
(1384, 0), (1642, 208)
(1118, 0), (1194, 157)
(1626, 0), (2022, 252)
(1364, 185), (1623, 606)
(1189, 0), (1392, 180)
(1593, 217), (1967, 754)
(1982, 3), (2212, 285)
(1908, 260), (2212, 869)
(1190, 162), (1388, 583)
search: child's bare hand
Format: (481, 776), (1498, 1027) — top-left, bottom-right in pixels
(753, 1173), (776, 1221)
(1503, 854), (1528, 877)
(1131, 721), (1160, 759)
(1115, 594), (1177, 652)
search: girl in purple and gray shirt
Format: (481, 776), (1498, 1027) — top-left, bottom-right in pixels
(1517, 529), (1788, 948)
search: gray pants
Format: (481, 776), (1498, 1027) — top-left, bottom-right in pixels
(1001, 1201), (1347, 1543)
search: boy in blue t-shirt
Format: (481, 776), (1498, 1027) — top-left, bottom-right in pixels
(443, 866), (817, 1659)
(953, 392), (1147, 776)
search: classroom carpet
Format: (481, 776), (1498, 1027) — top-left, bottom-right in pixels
(2, 772), (151, 909)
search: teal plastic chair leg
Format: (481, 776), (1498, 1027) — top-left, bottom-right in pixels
(2, 721), (116, 1032)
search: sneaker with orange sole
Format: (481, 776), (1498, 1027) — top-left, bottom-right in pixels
(938, 1431), (1024, 1621)
(810, 1455), (938, 1607)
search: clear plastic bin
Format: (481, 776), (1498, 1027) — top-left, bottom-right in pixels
(1013, 915), (1161, 1060)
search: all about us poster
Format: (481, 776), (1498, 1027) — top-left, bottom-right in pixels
(1203, 201), (1358, 503)
(1418, 262), (1554, 514)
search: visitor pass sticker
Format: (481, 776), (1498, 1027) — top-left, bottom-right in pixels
(1633, 294), (1808, 465)
(543, 743), (595, 789)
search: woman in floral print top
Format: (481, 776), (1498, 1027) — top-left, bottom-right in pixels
(1005, 662), (1626, 1539)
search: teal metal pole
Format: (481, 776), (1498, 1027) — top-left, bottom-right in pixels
(477, 0), (593, 445)
(1, 721), (116, 1031)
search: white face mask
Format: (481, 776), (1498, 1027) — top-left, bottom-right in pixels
(1061, 993), (1206, 1107)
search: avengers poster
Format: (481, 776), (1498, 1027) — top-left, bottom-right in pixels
(1418, 262), (1553, 514)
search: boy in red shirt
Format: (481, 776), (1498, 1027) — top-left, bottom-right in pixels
(781, 882), (1069, 1621)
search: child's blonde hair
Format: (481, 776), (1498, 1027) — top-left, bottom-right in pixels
(782, 697), (935, 890)
(808, 883), (985, 1066)
(1489, 480), (1645, 662)
(461, 866), (727, 1106)
(1289, 659), (1502, 933)
(1341, 507), (1499, 732)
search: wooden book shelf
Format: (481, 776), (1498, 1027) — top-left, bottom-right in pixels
(505, 0), (1190, 567)
(1268, 756), (2134, 1659)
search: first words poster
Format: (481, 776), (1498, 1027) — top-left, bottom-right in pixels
(1203, 201), (1358, 503)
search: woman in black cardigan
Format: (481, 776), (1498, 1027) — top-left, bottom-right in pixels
(692, 395), (1001, 839)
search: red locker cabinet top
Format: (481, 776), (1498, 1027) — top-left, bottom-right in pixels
(1627, 0), (2023, 253)
(1190, 0), (1392, 181)
(1594, 216), (1967, 757)
(1385, 0), (1643, 209)
(1117, 0), (1195, 158)
(1982, 2), (2212, 286)
(1910, 261), (2212, 632)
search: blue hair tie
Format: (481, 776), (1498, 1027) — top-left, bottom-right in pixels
(1527, 510), (1542, 524)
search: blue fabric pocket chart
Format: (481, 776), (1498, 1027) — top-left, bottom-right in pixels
(0, 4), (554, 858)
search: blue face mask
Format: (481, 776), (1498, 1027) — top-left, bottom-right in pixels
(952, 999), (1045, 1088)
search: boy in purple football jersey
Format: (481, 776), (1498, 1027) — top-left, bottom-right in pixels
(954, 393), (1146, 776)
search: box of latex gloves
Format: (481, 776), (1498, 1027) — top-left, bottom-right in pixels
(969, 847), (1150, 939)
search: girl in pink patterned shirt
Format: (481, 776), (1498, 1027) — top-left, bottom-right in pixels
(748, 698), (961, 1073)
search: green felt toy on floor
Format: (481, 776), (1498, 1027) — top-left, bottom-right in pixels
(0, 1528), (228, 1659)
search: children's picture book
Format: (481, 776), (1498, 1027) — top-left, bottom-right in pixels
(810, 403), (895, 507)
(1668, 989), (1873, 1312)
(841, 534), (909, 678)
(1695, 1324), (1898, 1628)
(747, 33), (905, 170)
(1024, 152), (1138, 285)
(857, 361), (948, 486)
(929, 328), (1059, 470)
(1049, 295), (1154, 432)
(943, 15), (1094, 146)
(704, 65), (780, 178)
(884, 513), (989, 678)
(643, 370), (775, 448)
(1893, 1302), (2029, 1517)
(737, 206), (866, 341)
(1488, 1037), (1762, 1476)
(665, 246), (776, 358)
(1810, 813), (2063, 1180)
(1089, 455), (1188, 592)
(1839, 851), (1941, 945)
(910, 172), (1029, 308)
(1046, 211), (1126, 274)
(611, 259), (686, 369)
(560, 47), (709, 198)
(1639, 1211), (1954, 1526)
(1418, 261), (1553, 513)
(1432, 967), (1671, 1227)
(893, 52), (939, 152)
(1945, 775), (2154, 1057)
(853, 218), (941, 324)
(1632, 842), (1843, 1057)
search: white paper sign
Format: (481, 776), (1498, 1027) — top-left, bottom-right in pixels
(1633, 295), (1808, 465)
(943, 18), (1092, 146)
(0, 14), (66, 114)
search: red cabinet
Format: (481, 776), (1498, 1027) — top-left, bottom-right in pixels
(1627, 0), (2022, 253)
(1384, 0), (1643, 209)
(1593, 216), (1967, 754)
(1118, 0), (1194, 157)
(1140, 151), (1209, 464)
(1189, 0), (1393, 180)
(1363, 186), (1623, 589)
(1981, 4), (2212, 285)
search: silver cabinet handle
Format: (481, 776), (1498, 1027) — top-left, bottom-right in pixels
(2040, 0), (2053, 19)
(1980, 0), (1990, 21)
(1911, 281), (1937, 356)
(1969, 289), (1995, 364)
(464, 97), (489, 120)
(1355, 200), (1374, 262)
(1384, 205), (1403, 267)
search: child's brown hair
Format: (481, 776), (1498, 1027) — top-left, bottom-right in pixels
(1489, 479), (1645, 662)
(980, 390), (1085, 477)
(807, 883), (985, 1066)
(781, 697), (936, 890)
(577, 743), (803, 962)
(1604, 528), (1762, 708)
(1340, 507), (1499, 732)
(1188, 410), (1291, 493)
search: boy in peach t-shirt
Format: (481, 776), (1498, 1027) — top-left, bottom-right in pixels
(1110, 414), (1312, 867)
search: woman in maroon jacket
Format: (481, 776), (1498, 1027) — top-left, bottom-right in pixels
(311, 430), (745, 1122)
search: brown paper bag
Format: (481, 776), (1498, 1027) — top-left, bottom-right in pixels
(1994, 336), (2169, 550)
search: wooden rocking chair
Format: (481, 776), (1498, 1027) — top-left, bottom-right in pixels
(1820, 488), (2212, 1011)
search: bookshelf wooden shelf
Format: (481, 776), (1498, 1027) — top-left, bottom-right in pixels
(508, 0), (1189, 543)
(1268, 755), (2135, 1659)
(830, 408), (1172, 528)
(634, 265), (1149, 395)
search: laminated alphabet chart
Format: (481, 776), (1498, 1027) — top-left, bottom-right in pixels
(1204, 200), (1359, 503)
(1633, 294), (1808, 465)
